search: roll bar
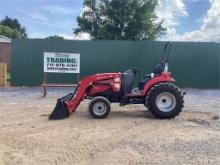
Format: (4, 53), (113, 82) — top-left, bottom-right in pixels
(160, 42), (173, 65)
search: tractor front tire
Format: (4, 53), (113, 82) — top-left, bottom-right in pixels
(89, 96), (111, 119)
(146, 83), (184, 119)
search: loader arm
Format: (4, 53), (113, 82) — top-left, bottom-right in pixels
(65, 76), (95, 113)
(49, 73), (121, 119)
(66, 73), (121, 113)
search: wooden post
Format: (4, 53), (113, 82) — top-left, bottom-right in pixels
(43, 72), (47, 84)
(42, 72), (47, 97)
(0, 63), (7, 87)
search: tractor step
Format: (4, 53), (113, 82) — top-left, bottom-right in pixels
(119, 98), (144, 106)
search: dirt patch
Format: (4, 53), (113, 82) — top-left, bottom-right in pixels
(212, 115), (219, 120)
(187, 118), (210, 126)
(0, 87), (220, 165)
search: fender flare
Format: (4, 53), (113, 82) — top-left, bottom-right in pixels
(143, 75), (175, 96)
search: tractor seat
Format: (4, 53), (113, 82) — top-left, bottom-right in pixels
(153, 63), (164, 75)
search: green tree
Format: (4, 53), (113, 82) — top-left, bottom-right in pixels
(0, 16), (27, 38)
(0, 25), (21, 38)
(45, 35), (64, 39)
(74, 0), (165, 40)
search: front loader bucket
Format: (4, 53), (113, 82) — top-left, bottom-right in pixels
(49, 93), (73, 120)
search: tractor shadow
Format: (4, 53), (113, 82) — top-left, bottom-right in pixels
(41, 108), (155, 120)
(107, 110), (156, 119)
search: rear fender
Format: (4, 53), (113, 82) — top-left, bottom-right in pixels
(143, 72), (175, 96)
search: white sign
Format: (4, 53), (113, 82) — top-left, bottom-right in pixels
(44, 52), (80, 73)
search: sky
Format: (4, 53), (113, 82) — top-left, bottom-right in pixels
(0, 0), (219, 41)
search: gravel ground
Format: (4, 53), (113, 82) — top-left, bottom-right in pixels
(0, 87), (219, 165)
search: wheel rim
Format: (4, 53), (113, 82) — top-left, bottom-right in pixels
(93, 102), (107, 116)
(156, 92), (176, 112)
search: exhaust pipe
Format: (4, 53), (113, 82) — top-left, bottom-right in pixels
(49, 93), (73, 120)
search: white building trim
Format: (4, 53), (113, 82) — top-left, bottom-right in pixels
(0, 35), (11, 43)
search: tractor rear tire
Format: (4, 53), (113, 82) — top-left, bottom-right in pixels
(89, 96), (111, 119)
(146, 83), (184, 119)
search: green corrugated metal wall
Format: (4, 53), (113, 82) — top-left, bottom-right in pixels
(11, 39), (220, 88)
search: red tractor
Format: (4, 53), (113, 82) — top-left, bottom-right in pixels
(49, 42), (184, 120)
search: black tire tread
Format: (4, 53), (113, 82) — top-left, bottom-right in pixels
(146, 83), (184, 119)
(89, 96), (111, 119)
